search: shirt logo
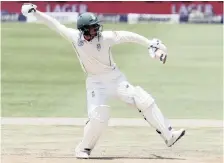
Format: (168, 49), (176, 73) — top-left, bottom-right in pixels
(92, 91), (95, 97)
(97, 44), (101, 51)
(78, 39), (84, 46)
(91, 14), (96, 20)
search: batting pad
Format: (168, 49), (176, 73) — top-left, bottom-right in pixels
(116, 81), (135, 104)
(133, 87), (172, 140)
(117, 83), (172, 141)
(78, 105), (110, 151)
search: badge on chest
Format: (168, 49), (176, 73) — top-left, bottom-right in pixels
(97, 44), (101, 51)
(78, 39), (84, 46)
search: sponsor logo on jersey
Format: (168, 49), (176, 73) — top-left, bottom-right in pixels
(97, 44), (101, 51)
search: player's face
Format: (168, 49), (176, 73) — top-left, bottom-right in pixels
(89, 25), (98, 36)
(83, 25), (99, 41)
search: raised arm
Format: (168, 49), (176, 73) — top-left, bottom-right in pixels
(34, 11), (71, 39)
(108, 31), (168, 64)
(21, 3), (74, 40)
(110, 31), (151, 47)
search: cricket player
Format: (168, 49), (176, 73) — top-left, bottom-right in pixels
(21, 4), (185, 159)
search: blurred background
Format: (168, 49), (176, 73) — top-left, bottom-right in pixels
(1, 1), (223, 23)
(1, 1), (223, 119)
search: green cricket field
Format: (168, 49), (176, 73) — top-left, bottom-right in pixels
(1, 22), (223, 163)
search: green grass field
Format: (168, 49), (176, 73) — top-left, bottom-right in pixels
(1, 23), (223, 119)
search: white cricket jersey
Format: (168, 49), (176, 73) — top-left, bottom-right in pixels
(64, 30), (151, 75)
(67, 30), (117, 75)
(34, 11), (151, 76)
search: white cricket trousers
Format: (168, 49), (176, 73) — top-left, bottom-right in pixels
(85, 67), (132, 117)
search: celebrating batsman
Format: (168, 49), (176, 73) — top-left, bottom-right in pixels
(21, 4), (185, 159)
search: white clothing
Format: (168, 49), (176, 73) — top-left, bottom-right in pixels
(30, 11), (183, 154)
(34, 11), (151, 114)
(34, 11), (151, 76)
(86, 67), (133, 116)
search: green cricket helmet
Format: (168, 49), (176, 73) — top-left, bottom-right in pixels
(77, 12), (102, 38)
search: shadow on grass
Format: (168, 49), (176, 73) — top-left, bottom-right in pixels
(36, 154), (185, 160)
(89, 154), (185, 160)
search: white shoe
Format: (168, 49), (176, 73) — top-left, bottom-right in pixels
(75, 146), (91, 159)
(166, 129), (185, 147)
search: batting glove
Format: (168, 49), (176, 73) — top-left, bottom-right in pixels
(148, 38), (168, 64)
(21, 3), (37, 17)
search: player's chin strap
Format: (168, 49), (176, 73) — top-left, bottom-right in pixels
(78, 24), (103, 42)
(97, 25), (103, 41)
(79, 31), (101, 42)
